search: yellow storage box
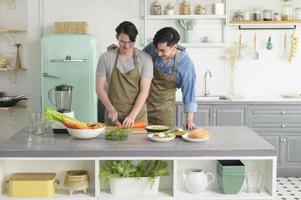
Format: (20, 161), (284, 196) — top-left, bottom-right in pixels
(9, 173), (57, 197)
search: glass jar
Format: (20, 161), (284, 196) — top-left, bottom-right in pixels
(273, 12), (282, 21)
(151, 0), (162, 15)
(252, 8), (262, 21)
(195, 4), (206, 15)
(281, 0), (294, 21)
(295, 8), (301, 20)
(263, 9), (273, 21)
(233, 9), (244, 21)
(180, 0), (191, 15)
(243, 9), (252, 21)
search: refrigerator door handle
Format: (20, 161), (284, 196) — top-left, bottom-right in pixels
(41, 73), (60, 79)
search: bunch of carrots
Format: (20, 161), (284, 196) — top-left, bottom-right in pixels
(45, 107), (146, 130)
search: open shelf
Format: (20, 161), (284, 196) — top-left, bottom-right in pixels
(180, 43), (226, 47)
(0, 29), (26, 33)
(145, 15), (227, 20)
(1, 189), (96, 200)
(176, 188), (273, 200)
(229, 20), (301, 26)
(0, 67), (26, 72)
(0, 105), (26, 111)
(100, 189), (173, 200)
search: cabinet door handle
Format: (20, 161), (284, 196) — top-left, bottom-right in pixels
(281, 124), (286, 128)
(281, 111), (286, 115)
(41, 73), (60, 79)
(280, 138), (286, 142)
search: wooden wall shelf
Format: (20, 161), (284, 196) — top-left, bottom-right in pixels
(0, 68), (26, 72)
(0, 105), (26, 111)
(0, 29), (26, 33)
(229, 20), (301, 25)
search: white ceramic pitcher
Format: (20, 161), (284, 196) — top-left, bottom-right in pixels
(182, 169), (215, 194)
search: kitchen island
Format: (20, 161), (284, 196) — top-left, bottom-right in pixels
(0, 126), (276, 200)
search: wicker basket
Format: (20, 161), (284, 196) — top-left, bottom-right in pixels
(54, 22), (88, 34)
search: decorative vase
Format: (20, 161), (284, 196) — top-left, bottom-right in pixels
(183, 30), (193, 43)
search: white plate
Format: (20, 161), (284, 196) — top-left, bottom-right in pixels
(182, 133), (210, 143)
(148, 133), (175, 142)
(146, 125), (170, 132)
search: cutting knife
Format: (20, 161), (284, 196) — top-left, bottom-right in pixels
(112, 119), (122, 126)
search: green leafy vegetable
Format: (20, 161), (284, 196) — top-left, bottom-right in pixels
(99, 160), (169, 185)
(105, 128), (129, 141)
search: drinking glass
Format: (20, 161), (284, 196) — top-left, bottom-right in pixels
(246, 172), (264, 193)
(28, 113), (37, 134)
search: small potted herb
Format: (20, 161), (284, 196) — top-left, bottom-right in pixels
(99, 160), (169, 195)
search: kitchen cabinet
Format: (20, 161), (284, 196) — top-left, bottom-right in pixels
(176, 104), (245, 126)
(143, 0), (226, 47)
(247, 105), (301, 176)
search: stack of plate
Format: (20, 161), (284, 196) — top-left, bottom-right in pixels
(216, 160), (245, 194)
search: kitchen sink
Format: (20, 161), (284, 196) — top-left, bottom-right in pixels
(196, 95), (231, 101)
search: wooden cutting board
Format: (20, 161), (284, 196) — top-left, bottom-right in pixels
(106, 126), (147, 134)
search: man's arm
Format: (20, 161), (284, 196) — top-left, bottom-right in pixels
(179, 58), (197, 130)
(96, 74), (118, 123)
(123, 78), (152, 127)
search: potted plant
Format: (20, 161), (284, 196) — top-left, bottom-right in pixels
(178, 19), (197, 43)
(99, 160), (169, 195)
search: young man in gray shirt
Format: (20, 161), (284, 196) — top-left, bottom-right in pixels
(96, 21), (153, 128)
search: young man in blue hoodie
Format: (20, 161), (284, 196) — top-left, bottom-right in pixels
(144, 27), (197, 130)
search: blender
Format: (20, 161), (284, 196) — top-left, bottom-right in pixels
(48, 84), (74, 133)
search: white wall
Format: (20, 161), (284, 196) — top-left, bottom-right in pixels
(1, 0), (301, 143)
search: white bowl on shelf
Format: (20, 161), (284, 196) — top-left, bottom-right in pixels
(67, 124), (106, 139)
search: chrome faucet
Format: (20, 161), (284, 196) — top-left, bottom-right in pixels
(204, 71), (212, 96)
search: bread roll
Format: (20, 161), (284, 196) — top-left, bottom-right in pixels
(188, 129), (209, 139)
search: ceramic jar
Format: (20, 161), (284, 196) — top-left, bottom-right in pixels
(182, 169), (215, 194)
(64, 170), (89, 195)
(164, 3), (175, 15)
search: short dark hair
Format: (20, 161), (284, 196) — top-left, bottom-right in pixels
(153, 27), (180, 48)
(115, 21), (138, 42)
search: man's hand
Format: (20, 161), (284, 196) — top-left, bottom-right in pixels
(107, 44), (118, 51)
(185, 112), (196, 130)
(184, 121), (196, 130)
(122, 115), (135, 128)
(108, 109), (118, 124)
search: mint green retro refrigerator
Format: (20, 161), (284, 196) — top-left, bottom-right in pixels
(41, 35), (98, 122)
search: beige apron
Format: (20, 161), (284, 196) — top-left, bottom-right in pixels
(105, 48), (147, 125)
(146, 52), (179, 127)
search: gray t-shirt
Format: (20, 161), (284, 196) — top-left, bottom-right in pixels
(96, 48), (153, 81)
